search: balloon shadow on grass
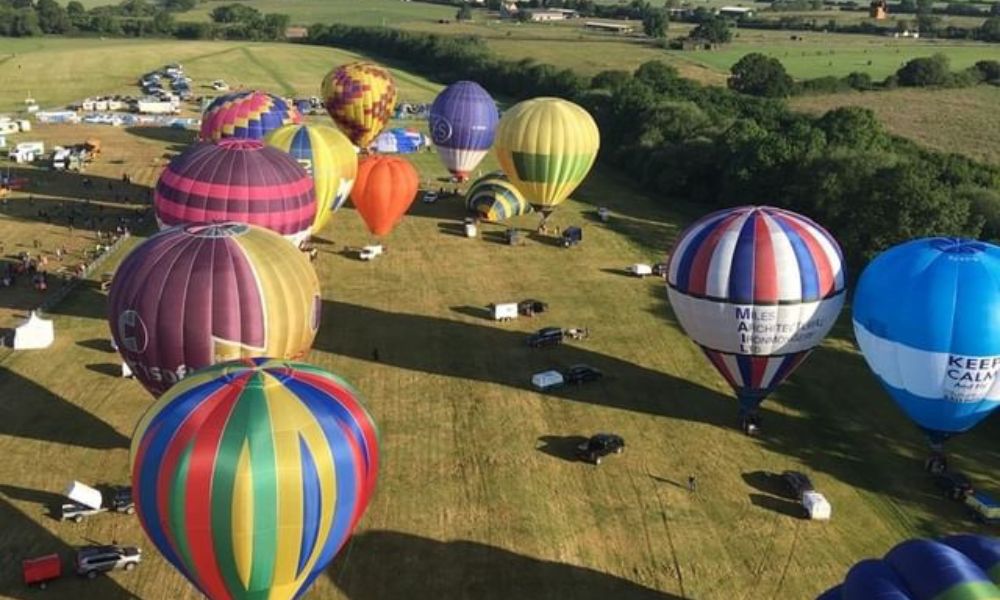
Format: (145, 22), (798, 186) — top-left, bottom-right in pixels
(0, 496), (133, 599)
(124, 126), (196, 152)
(0, 367), (128, 450)
(77, 339), (114, 353)
(328, 530), (680, 600)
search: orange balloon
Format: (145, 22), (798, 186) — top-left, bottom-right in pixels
(350, 156), (419, 237)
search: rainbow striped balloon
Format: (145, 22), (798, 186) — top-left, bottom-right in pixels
(201, 90), (302, 142)
(131, 358), (379, 600)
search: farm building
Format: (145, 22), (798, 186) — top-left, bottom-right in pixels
(524, 9), (569, 21)
(869, 0), (888, 19)
(584, 21), (635, 34)
(285, 26), (309, 39)
(718, 6), (753, 17)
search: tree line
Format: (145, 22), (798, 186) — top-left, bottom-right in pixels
(0, 0), (289, 41)
(304, 23), (1000, 275)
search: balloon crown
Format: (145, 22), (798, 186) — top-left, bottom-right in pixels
(929, 237), (987, 254)
(215, 138), (265, 151)
(183, 222), (250, 238)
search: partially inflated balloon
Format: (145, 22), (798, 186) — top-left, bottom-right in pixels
(429, 81), (498, 181)
(466, 172), (532, 222)
(155, 139), (316, 247)
(131, 358), (379, 600)
(667, 206), (845, 415)
(321, 62), (397, 148)
(494, 97), (599, 213)
(817, 535), (1000, 599)
(350, 156), (419, 237)
(108, 223), (321, 397)
(200, 90), (301, 142)
(265, 124), (358, 233)
(853, 238), (1000, 443)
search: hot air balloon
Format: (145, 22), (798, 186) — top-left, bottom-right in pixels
(131, 358), (378, 600)
(154, 139), (316, 247)
(321, 62), (397, 148)
(264, 124), (358, 234)
(853, 237), (1000, 473)
(108, 223), (321, 397)
(200, 90), (301, 142)
(817, 535), (1000, 599)
(429, 81), (499, 182)
(667, 206), (846, 433)
(494, 97), (599, 221)
(466, 172), (533, 222)
(350, 155), (419, 237)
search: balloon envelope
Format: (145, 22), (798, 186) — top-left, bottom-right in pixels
(200, 90), (301, 142)
(494, 97), (599, 212)
(350, 155), (419, 237)
(108, 223), (321, 397)
(131, 358), (379, 600)
(667, 206), (845, 410)
(265, 124), (358, 234)
(429, 81), (498, 181)
(817, 535), (1000, 599)
(853, 238), (1000, 441)
(321, 62), (397, 148)
(466, 172), (532, 222)
(155, 139), (316, 247)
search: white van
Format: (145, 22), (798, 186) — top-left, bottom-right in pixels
(531, 370), (565, 391)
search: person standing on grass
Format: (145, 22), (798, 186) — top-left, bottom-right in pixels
(688, 475), (697, 492)
(372, 348), (380, 362)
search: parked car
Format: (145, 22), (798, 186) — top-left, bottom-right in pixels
(75, 545), (141, 579)
(781, 470), (815, 499)
(576, 433), (624, 465)
(934, 471), (974, 501)
(652, 262), (669, 277)
(422, 191), (438, 204)
(518, 299), (547, 316)
(965, 490), (1000, 524)
(564, 364), (603, 385)
(562, 226), (582, 248)
(527, 327), (563, 348)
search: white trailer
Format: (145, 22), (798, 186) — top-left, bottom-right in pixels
(359, 244), (384, 261)
(626, 263), (653, 278)
(531, 370), (565, 391)
(136, 100), (178, 115)
(802, 491), (831, 520)
(490, 302), (518, 321)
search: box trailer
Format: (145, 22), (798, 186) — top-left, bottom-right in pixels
(626, 264), (653, 278)
(489, 302), (518, 321)
(22, 554), (61, 589)
(136, 101), (178, 115)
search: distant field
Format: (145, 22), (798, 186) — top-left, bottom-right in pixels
(175, 0), (455, 26)
(0, 38), (442, 113)
(668, 29), (1000, 79)
(791, 85), (1000, 164)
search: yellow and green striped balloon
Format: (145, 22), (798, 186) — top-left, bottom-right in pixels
(265, 124), (358, 234)
(494, 97), (600, 214)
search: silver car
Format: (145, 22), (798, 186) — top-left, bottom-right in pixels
(76, 545), (141, 579)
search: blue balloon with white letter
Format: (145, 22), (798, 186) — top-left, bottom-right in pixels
(853, 238), (1000, 443)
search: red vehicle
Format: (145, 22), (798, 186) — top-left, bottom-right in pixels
(23, 553), (61, 589)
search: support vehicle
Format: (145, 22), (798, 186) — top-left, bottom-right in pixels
(576, 433), (624, 465)
(75, 545), (141, 579)
(526, 327), (563, 348)
(564, 364), (603, 385)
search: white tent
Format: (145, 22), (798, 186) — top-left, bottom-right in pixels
(13, 311), (54, 350)
(121, 362), (133, 378)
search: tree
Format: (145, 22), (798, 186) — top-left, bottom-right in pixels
(896, 53), (950, 86)
(690, 16), (731, 43)
(66, 0), (84, 17)
(642, 8), (668, 37)
(210, 3), (261, 23)
(728, 52), (794, 97)
(916, 0), (933, 12)
(896, 18), (910, 32)
(992, 2), (1000, 16)
(36, 0), (70, 32)
(11, 0), (33, 8)
(816, 106), (886, 151)
(456, 4), (473, 20)
(164, 0), (197, 11)
(152, 9), (175, 34)
(261, 13), (290, 39)
(973, 59), (1000, 81)
(590, 69), (630, 89)
(11, 8), (41, 35)
(980, 16), (1000, 41)
(916, 13), (941, 32)
(899, 0), (916, 11)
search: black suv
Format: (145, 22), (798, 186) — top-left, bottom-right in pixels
(934, 471), (974, 501)
(564, 364), (603, 385)
(781, 470), (814, 499)
(576, 434), (625, 465)
(527, 327), (563, 348)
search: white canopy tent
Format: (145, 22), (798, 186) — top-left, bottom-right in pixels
(13, 311), (54, 350)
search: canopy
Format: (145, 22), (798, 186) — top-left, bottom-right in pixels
(13, 311), (53, 350)
(372, 128), (428, 154)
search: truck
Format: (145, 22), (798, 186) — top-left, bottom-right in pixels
(489, 302), (518, 321)
(59, 481), (134, 523)
(9, 141), (44, 163)
(136, 100), (179, 115)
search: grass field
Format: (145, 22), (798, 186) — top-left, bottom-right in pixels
(0, 38), (998, 600)
(791, 85), (1000, 164)
(0, 38), (442, 113)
